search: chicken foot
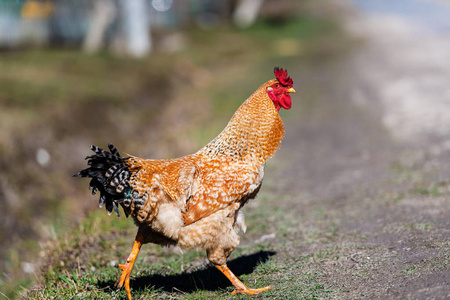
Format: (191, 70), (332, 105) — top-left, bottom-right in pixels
(116, 230), (144, 300)
(215, 264), (272, 295)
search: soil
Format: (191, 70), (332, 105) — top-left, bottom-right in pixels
(255, 1), (450, 299)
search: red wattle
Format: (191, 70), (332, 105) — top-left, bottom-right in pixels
(279, 94), (292, 110)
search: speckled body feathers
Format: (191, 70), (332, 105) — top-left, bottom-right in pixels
(77, 78), (286, 264)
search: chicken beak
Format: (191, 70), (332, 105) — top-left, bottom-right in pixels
(286, 87), (296, 93)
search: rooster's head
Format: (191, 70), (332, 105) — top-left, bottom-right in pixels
(267, 67), (296, 111)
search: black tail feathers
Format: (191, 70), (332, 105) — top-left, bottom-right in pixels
(75, 144), (133, 217)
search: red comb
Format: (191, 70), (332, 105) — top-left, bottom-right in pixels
(274, 67), (293, 87)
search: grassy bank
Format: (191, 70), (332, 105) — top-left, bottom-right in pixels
(0, 4), (343, 299)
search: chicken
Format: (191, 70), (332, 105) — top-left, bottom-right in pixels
(75, 67), (295, 299)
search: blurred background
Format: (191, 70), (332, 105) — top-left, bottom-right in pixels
(1, 0), (449, 299)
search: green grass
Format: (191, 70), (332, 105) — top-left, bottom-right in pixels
(26, 209), (280, 299)
(0, 50), (171, 107)
(414, 184), (442, 196)
(28, 201), (335, 299)
(403, 265), (418, 276)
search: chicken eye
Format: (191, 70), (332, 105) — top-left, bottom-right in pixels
(274, 83), (279, 88)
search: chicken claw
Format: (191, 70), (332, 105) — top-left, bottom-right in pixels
(215, 265), (272, 295)
(116, 263), (133, 300)
(231, 285), (272, 295)
(115, 231), (144, 300)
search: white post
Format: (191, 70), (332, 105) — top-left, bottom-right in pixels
(121, 0), (151, 57)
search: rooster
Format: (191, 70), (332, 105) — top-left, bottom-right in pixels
(76, 67), (295, 299)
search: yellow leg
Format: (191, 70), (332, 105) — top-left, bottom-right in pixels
(115, 230), (144, 300)
(215, 264), (272, 295)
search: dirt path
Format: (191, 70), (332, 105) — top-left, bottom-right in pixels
(261, 1), (450, 298)
(13, 2), (449, 298)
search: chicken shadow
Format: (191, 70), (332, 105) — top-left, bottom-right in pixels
(98, 250), (276, 295)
